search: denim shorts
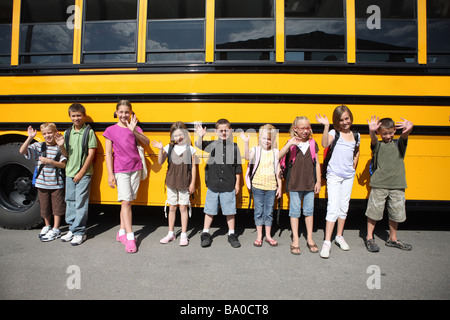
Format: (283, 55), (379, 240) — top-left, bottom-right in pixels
(289, 190), (314, 218)
(204, 189), (236, 216)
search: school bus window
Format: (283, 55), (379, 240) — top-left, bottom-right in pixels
(215, 0), (275, 61)
(355, 0), (417, 64)
(0, 0), (12, 66)
(19, 0), (74, 65)
(146, 0), (205, 63)
(427, 0), (450, 65)
(285, 0), (345, 62)
(83, 0), (138, 63)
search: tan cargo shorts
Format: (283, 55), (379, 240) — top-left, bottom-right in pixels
(365, 188), (406, 223)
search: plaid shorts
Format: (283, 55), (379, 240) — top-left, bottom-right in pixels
(365, 188), (406, 223)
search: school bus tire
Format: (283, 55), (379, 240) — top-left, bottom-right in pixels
(0, 142), (42, 230)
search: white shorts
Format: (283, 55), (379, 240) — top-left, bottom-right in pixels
(167, 186), (190, 206)
(115, 171), (140, 202)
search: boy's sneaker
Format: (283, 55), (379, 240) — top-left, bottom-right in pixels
(70, 234), (86, 246)
(335, 235), (350, 251)
(320, 242), (331, 259)
(228, 234), (241, 248)
(366, 238), (380, 252)
(61, 231), (73, 242)
(385, 239), (412, 251)
(39, 225), (52, 239)
(41, 229), (61, 242)
(200, 232), (212, 247)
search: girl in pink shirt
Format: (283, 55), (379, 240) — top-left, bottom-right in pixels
(103, 100), (149, 253)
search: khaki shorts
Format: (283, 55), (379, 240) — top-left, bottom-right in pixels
(38, 188), (66, 219)
(166, 186), (190, 206)
(365, 188), (406, 223)
(115, 171), (140, 202)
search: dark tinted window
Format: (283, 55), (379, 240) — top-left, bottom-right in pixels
(147, 20), (204, 50)
(355, 0), (415, 19)
(215, 0), (274, 18)
(84, 22), (135, 52)
(216, 20), (274, 49)
(20, 25), (73, 53)
(286, 20), (345, 49)
(148, 0), (205, 19)
(427, 0), (450, 65)
(85, 0), (137, 21)
(427, 0), (450, 18)
(356, 21), (417, 51)
(21, 0), (75, 23)
(0, 0), (13, 24)
(285, 0), (343, 18)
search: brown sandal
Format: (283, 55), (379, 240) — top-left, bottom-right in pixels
(307, 242), (319, 253)
(290, 245), (301, 255)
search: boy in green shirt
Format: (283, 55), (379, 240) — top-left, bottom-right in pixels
(56, 103), (97, 246)
(365, 116), (413, 252)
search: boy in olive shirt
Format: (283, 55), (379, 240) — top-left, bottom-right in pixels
(365, 116), (413, 252)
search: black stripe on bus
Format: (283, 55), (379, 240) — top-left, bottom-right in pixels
(1, 93), (450, 106)
(2, 122), (450, 136)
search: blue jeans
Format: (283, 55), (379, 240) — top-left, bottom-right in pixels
(252, 187), (276, 226)
(65, 175), (92, 235)
(289, 190), (314, 218)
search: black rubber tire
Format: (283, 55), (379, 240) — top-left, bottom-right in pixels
(0, 142), (42, 229)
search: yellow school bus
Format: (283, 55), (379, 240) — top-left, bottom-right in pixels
(0, 0), (449, 229)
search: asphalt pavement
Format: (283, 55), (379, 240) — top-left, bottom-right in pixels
(1, 204), (449, 306)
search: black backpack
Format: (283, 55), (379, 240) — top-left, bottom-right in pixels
(322, 131), (359, 179)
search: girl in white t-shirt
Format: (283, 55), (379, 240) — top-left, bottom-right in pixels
(151, 121), (197, 246)
(316, 105), (360, 259)
(104, 100), (150, 253)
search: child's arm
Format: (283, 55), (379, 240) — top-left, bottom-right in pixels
(235, 173), (241, 195)
(315, 114), (333, 148)
(189, 153), (197, 194)
(55, 132), (68, 157)
(278, 136), (300, 160)
(353, 145), (360, 170)
(151, 140), (167, 165)
(73, 148), (96, 183)
(396, 118), (413, 141)
(104, 138), (116, 188)
(39, 156), (66, 169)
(367, 115), (380, 147)
(194, 123), (206, 149)
(239, 132), (250, 160)
(19, 126), (37, 155)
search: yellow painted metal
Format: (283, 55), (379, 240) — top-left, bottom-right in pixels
(205, 0), (215, 62)
(276, 0), (285, 63)
(417, 0), (427, 65)
(137, 0), (148, 63)
(346, 0), (356, 64)
(10, 0), (20, 66)
(72, 0), (83, 65)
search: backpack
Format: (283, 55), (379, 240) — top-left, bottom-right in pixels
(32, 142), (65, 186)
(244, 146), (279, 190)
(279, 139), (317, 190)
(64, 124), (93, 173)
(322, 130), (359, 179)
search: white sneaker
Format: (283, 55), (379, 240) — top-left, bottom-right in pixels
(335, 235), (350, 251)
(320, 242), (331, 259)
(71, 234), (87, 246)
(39, 225), (52, 239)
(61, 231), (73, 242)
(41, 229), (61, 242)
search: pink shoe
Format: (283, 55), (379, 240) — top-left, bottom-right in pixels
(116, 231), (127, 245)
(160, 234), (176, 244)
(180, 236), (189, 246)
(125, 239), (137, 253)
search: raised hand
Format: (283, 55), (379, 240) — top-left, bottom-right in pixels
(127, 113), (138, 132)
(367, 115), (381, 132)
(240, 131), (249, 143)
(315, 114), (329, 126)
(151, 140), (163, 150)
(27, 125), (37, 139)
(396, 117), (413, 134)
(194, 123), (206, 137)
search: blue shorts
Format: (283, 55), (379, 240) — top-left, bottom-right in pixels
(204, 189), (236, 216)
(289, 190), (314, 218)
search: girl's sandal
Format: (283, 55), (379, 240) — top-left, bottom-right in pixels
(265, 238), (278, 247)
(290, 245), (301, 255)
(307, 242), (319, 253)
(253, 239), (263, 247)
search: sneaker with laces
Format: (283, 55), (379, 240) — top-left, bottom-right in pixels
(39, 225), (52, 239)
(160, 234), (176, 244)
(320, 242), (331, 259)
(335, 235), (350, 251)
(228, 233), (241, 248)
(61, 231), (73, 242)
(41, 229), (61, 242)
(70, 234), (86, 246)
